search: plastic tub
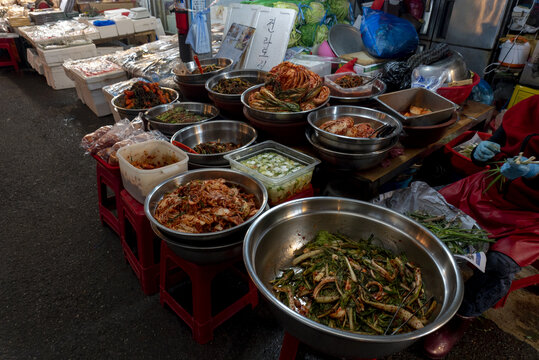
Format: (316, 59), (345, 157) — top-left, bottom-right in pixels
(117, 140), (188, 203)
(224, 140), (320, 205)
(324, 72), (375, 97)
(443, 131), (491, 176)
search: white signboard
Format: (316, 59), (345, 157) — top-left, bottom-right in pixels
(243, 8), (296, 71)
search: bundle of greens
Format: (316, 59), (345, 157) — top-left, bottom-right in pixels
(408, 212), (494, 255)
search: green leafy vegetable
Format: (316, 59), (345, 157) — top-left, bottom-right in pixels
(304, 2), (325, 25)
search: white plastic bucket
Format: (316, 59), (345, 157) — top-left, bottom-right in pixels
(498, 39), (531, 68)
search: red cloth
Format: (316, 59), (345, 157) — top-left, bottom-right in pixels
(336, 58), (357, 74)
(440, 95), (539, 267)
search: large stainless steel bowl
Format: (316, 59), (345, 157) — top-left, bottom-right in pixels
(111, 88), (179, 120)
(305, 127), (394, 170)
(205, 69), (267, 104)
(144, 168), (268, 245)
(243, 197), (464, 359)
(307, 106), (402, 152)
(144, 102), (219, 136)
(241, 84), (330, 123)
(170, 120), (257, 166)
(174, 57), (234, 84)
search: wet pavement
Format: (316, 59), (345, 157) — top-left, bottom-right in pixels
(0, 68), (537, 360)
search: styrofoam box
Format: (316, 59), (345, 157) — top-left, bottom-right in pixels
(93, 22), (119, 39)
(104, 9), (130, 18)
(132, 16), (156, 33)
(73, 70), (127, 91)
(102, 88), (120, 122)
(27, 48), (37, 69)
(35, 57), (44, 75)
(43, 64), (75, 90)
(37, 44), (97, 67)
(117, 140), (189, 203)
(113, 16), (135, 35)
(75, 82), (86, 104)
(75, 73), (128, 116)
(81, 86), (112, 117)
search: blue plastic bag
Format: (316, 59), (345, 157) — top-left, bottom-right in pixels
(470, 79), (494, 105)
(360, 8), (418, 59)
(186, 9), (211, 54)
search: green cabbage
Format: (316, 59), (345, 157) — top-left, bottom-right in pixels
(288, 28), (301, 47)
(274, 2), (301, 25)
(299, 23), (317, 47)
(314, 24), (328, 45)
(304, 2), (325, 25)
(327, 0), (349, 21)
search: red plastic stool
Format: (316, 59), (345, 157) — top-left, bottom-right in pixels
(279, 332), (376, 360)
(0, 38), (19, 73)
(494, 260), (539, 308)
(159, 241), (258, 344)
(93, 154), (123, 235)
(120, 190), (161, 295)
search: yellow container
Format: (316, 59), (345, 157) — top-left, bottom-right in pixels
(508, 85), (539, 109)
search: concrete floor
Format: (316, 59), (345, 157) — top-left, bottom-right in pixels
(1, 68), (538, 360)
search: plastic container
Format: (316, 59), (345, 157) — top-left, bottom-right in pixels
(224, 141), (320, 205)
(324, 72), (375, 97)
(117, 140), (188, 203)
(443, 131), (491, 176)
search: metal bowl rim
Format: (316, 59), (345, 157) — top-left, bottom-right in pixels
(144, 102), (220, 126)
(243, 196), (464, 342)
(205, 70), (268, 99)
(307, 105), (403, 142)
(241, 83), (330, 118)
(144, 168), (269, 240)
(111, 87), (179, 112)
(329, 78), (387, 101)
(170, 120), (258, 160)
(306, 128), (395, 157)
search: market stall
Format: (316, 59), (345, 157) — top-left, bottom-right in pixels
(3, 0), (537, 359)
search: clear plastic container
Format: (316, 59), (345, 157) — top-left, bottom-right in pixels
(224, 141), (320, 205)
(117, 140), (188, 203)
(324, 72), (375, 97)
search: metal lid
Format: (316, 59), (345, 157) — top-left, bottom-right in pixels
(328, 24), (364, 57)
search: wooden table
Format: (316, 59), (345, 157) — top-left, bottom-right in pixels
(352, 100), (494, 194)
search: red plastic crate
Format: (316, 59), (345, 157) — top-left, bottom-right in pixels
(443, 131), (491, 176)
(120, 190), (161, 295)
(159, 242), (258, 344)
(93, 154), (123, 235)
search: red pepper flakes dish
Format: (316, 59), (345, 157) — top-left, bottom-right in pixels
(153, 178), (259, 233)
(121, 81), (173, 109)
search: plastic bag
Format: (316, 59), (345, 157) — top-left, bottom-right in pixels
(186, 9), (211, 54)
(470, 79), (494, 105)
(360, 8), (418, 59)
(411, 65), (449, 91)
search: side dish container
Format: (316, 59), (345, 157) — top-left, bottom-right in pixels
(117, 140), (188, 203)
(375, 87), (457, 127)
(224, 140), (320, 205)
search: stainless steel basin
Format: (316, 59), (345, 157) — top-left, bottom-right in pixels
(243, 197), (463, 359)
